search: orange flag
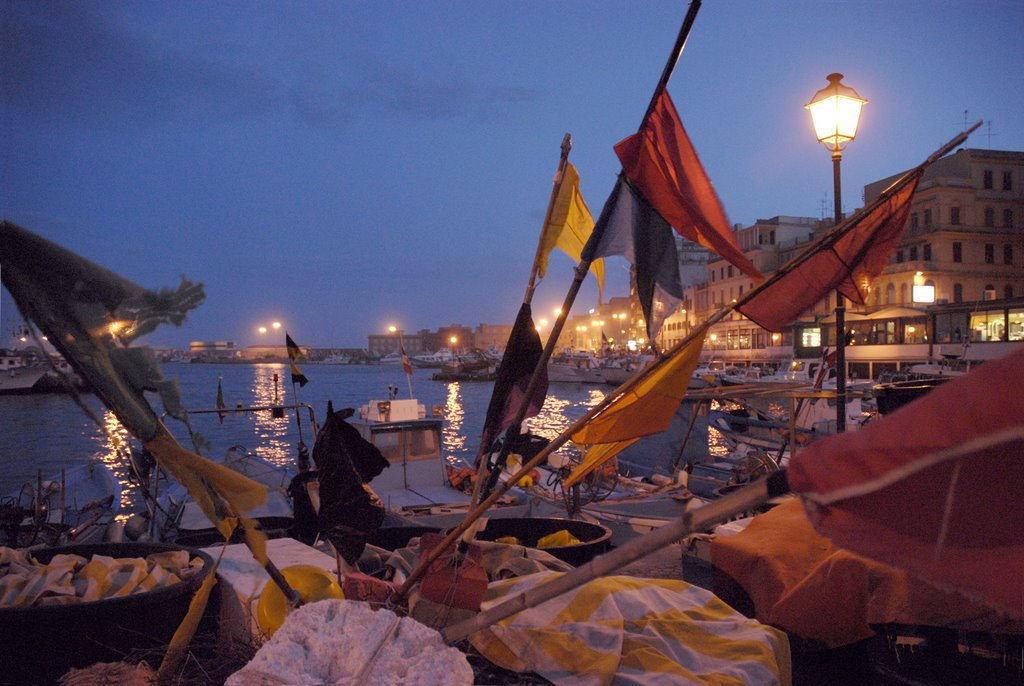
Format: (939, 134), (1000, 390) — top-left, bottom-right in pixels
(572, 334), (704, 446)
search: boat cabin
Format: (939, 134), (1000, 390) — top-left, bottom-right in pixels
(350, 399), (455, 513)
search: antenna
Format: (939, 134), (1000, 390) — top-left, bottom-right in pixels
(985, 120), (997, 148)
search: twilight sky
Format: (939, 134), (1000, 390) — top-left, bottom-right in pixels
(3, 1), (1022, 349)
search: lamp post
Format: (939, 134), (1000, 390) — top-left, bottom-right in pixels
(806, 73), (867, 433)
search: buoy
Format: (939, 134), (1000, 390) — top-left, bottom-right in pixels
(256, 564), (344, 636)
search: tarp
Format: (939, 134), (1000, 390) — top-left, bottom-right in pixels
(469, 571), (791, 685)
(711, 499), (1024, 648)
(788, 347), (1024, 620)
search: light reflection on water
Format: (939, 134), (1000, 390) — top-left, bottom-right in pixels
(2, 364), (733, 513)
(441, 382), (466, 467)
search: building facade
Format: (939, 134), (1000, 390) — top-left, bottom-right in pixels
(677, 149), (1024, 377)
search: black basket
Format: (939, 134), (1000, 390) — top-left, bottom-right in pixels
(0, 541), (215, 686)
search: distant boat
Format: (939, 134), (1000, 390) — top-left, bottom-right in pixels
(0, 352), (51, 395)
(378, 352), (403, 365)
(410, 348), (455, 368)
(548, 351), (606, 384)
(318, 354), (352, 365)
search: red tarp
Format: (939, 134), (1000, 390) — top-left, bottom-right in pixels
(788, 347), (1024, 620)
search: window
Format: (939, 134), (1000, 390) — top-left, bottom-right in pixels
(953, 283), (963, 303)
(949, 207), (960, 225)
(1004, 209), (1014, 228)
(953, 242), (962, 263)
(900, 283), (908, 303)
(885, 283), (895, 304)
(1004, 171), (1013, 191)
(909, 245), (918, 261)
(1006, 285), (1015, 299)
(910, 212), (919, 229)
(769, 230), (775, 244)
(923, 209), (932, 227)
(923, 243), (932, 261)
(984, 169), (993, 189)
(985, 243), (995, 264)
(895, 249), (904, 263)
(727, 266), (734, 278)
(984, 207), (995, 227)
(1005, 243), (1014, 265)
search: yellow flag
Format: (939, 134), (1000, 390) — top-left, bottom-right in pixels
(539, 163), (604, 293)
(144, 431), (269, 565)
(571, 334), (705, 446)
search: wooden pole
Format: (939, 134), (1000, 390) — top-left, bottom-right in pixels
(442, 470), (788, 644)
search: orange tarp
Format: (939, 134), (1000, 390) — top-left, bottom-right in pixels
(711, 499), (1023, 649)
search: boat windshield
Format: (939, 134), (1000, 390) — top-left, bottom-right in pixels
(373, 426), (441, 463)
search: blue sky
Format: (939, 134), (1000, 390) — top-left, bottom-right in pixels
(3, 1), (1022, 348)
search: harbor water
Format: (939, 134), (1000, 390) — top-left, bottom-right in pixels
(0, 362), (611, 516)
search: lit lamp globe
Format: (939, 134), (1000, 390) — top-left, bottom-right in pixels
(805, 73), (867, 154)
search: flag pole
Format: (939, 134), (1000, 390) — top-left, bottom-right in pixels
(471, 0), (706, 507)
(442, 469), (790, 644)
(286, 333), (310, 470)
(466, 135), (576, 509)
(524, 132), (573, 305)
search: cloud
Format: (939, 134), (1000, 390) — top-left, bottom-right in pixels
(3, 3), (540, 135)
(2, 3), (278, 130)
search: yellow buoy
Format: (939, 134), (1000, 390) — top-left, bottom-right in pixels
(256, 564), (344, 636)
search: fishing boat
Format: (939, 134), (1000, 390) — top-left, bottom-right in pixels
(0, 461), (121, 548)
(0, 351), (51, 395)
(409, 348), (455, 368)
(129, 443), (297, 547)
(547, 350), (607, 384)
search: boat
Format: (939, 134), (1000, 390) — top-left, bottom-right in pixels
(378, 352), (404, 364)
(0, 461), (121, 548)
(127, 442), (298, 547)
(547, 350), (607, 384)
(0, 351), (51, 395)
(409, 348), (455, 368)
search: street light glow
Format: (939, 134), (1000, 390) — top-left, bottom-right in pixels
(805, 73), (867, 153)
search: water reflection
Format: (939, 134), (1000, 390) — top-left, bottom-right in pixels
(441, 382), (466, 467)
(100, 409), (136, 517)
(248, 365), (298, 468)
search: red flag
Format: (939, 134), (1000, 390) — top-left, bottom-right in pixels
(401, 341), (413, 376)
(788, 347), (1024, 619)
(737, 172), (920, 331)
(615, 90), (761, 280)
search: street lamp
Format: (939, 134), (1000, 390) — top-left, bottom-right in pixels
(806, 72), (866, 433)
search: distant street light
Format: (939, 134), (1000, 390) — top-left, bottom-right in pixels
(806, 72), (866, 433)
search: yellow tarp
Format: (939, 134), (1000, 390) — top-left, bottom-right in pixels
(0, 547), (204, 608)
(470, 571), (791, 686)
